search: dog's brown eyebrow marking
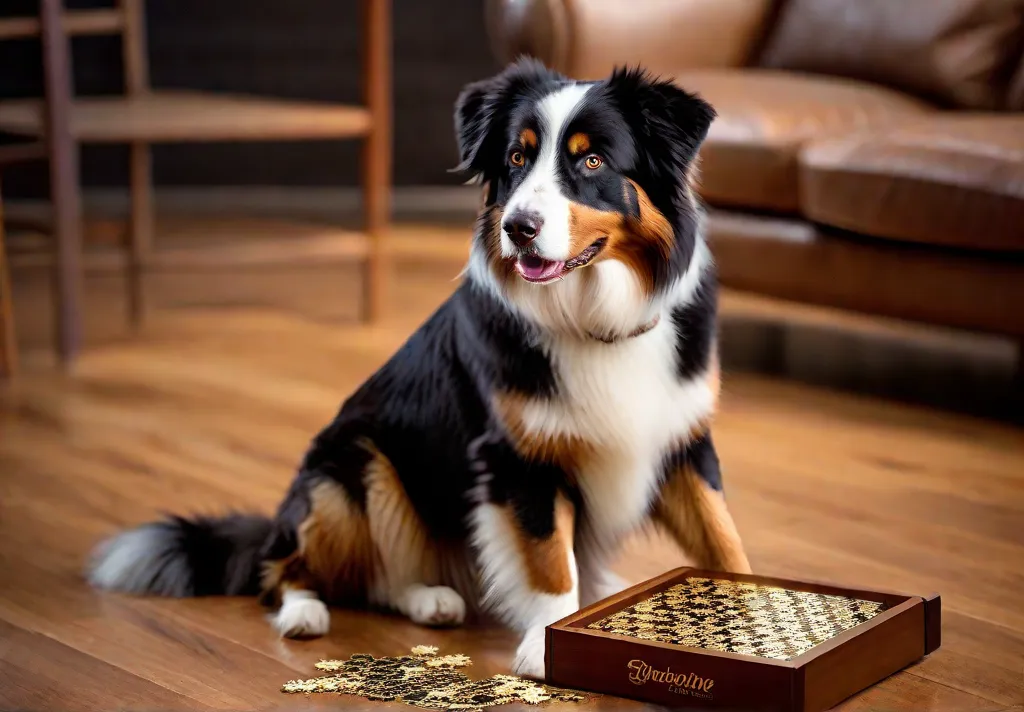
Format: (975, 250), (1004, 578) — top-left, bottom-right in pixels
(519, 128), (538, 149)
(567, 132), (590, 155)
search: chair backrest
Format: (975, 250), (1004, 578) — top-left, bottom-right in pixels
(0, 0), (149, 96)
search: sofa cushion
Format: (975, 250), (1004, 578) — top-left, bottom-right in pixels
(758, 0), (1024, 110)
(675, 70), (931, 213)
(565, 0), (777, 79)
(800, 116), (1024, 251)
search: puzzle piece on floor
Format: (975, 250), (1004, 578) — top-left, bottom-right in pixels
(282, 645), (585, 711)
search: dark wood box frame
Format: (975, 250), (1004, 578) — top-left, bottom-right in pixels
(546, 567), (941, 712)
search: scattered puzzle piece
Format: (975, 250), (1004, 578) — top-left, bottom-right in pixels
(282, 646), (585, 711)
(425, 654), (472, 669)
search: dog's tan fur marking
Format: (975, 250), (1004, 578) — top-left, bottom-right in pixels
(260, 553), (318, 606)
(654, 463), (750, 574)
(300, 479), (377, 602)
(494, 391), (592, 474)
(604, 180), (675, 295)
(261, 478), (375, 605)
(502, 493), (575, 594)
(519, 128), (538, 149)
(363, 442), (440, 599)
(563, 180), (674, 295)
(567, 201), (621, 259)
(567, 132), (590, 155)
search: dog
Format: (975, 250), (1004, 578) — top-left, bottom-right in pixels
(86, 58), (751, 679)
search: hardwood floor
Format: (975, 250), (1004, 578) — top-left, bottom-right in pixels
(1, 262), (1022, 711)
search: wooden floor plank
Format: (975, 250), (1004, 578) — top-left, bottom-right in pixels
(909, 612), (1024, 707)
(0, 619), (214, 712)
(834, 672), (1002, 711)
(0, 555), (319, 710)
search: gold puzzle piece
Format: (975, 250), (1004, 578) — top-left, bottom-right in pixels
(282, 646), (585, 711)
(587, 577), (886, 660)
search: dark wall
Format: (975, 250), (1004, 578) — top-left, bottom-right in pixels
(0, 0), (501, 197)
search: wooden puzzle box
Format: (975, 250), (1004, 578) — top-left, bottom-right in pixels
(546, 568), (941, 712)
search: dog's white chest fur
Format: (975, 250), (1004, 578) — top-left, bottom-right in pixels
(521, 321), (715, 539)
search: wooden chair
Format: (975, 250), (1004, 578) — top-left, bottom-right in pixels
(0, 0), (391, 368)
(1, 0), (83, 371)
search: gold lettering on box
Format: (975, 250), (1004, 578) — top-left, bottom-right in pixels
(627, 659), (715, 699)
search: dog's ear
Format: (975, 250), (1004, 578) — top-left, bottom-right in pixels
(605, 67), (716, 181)
(453, 78), (497, 175)
(452, 57), (562, 180)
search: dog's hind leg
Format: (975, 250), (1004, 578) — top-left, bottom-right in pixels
(260, 468), (377, 638)
(262, 556), (332, 639)
(361, 442), (466, 626)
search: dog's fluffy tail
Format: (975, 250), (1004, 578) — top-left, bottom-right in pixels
(86, 514), (273, 597)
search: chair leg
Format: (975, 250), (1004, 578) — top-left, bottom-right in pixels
(361, 0), (392, 323)
(0, 188), (18, 380)
(49, 143), (85, 367)
(40, 0), (83, 369)
(127, 142), (152, 327)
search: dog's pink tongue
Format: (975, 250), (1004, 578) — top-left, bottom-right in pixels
(518, 256), (564, 281)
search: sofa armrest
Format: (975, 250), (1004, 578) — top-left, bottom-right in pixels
(486, 0), (775, 79)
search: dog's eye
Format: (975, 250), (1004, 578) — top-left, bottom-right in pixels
(584, 155), (603, 170)
(509, 150), (525, 167)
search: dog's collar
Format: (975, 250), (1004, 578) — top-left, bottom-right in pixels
(587, 314), (661, 344)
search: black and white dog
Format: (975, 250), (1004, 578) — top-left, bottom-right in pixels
(87, 59), (751, 679)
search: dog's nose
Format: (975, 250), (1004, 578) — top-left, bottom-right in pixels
(503, 213), (543, 248)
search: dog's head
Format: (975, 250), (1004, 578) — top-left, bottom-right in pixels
(455, 58), (715, 338)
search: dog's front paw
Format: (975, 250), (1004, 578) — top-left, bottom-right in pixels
(512, 626), (547, 680)
(398, 584), (466, 627)
(274, 591), (330, 639)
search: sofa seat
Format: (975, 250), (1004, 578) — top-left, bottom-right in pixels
(800, 116), (1024, 252)
(675, 69), (932, 213)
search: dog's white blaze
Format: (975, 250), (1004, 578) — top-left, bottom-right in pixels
(469, 502), (579, 634)
(521, 243), (716, 542)
(502, 83), (592, 261)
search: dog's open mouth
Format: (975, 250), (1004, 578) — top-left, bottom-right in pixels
(514, 238), (607, 284)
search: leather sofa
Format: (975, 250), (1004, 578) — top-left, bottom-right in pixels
(485, 0), (1024, 357)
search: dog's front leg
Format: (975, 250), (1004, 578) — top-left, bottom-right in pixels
(653, 431), (751, 574)
(468, 431), (578, 680)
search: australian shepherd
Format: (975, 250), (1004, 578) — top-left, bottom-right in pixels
(87, 58), (751, 679)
